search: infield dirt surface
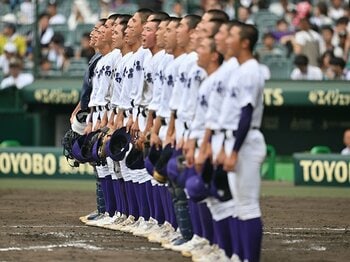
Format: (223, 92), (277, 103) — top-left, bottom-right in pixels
(0, 181), (349, 262)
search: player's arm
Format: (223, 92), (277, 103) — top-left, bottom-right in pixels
(150, 116), (162, 150)
(165, 111), (176, 147)
(70, 102), (81, 124)
(224, 104), (253, 172)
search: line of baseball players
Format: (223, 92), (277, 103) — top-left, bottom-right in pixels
(69, 8), (266, 262)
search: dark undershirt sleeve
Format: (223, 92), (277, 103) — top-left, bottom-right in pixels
(233, 104), (253, 152)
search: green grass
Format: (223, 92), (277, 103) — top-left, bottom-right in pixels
(0, 179), (349, 198)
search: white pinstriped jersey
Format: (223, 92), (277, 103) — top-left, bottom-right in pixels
(218, 59), (265, 130)
(157, 53), (187, 119)
(88, 49), (121, 107)
(176, 63), (207, 123)
(110, 51), (133, 107)
(119, 46), (152, 110)
(148, 52), (173, 111)
(205, 57), (239, 130)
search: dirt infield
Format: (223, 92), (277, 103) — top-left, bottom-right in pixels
(0, 185), (349, 262)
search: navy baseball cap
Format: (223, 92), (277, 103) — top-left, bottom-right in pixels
(210, 165), (232, 202)
(144, 145), (162, 175)
(186, 175), (210, 202)
(126, 146), (145, 170)
(153, 143), (174, 183)
(105, 127), (131, 161)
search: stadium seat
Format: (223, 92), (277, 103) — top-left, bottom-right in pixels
(310, 146), (331, 154)
(73, 23), (95, 45)
(264, 56), (294, 80)
(0, 140), (21, 147)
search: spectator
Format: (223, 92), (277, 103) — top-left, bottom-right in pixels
(0, 22), (27, 57)
(18, 0), (35, 25)
(38, 12), (55, 49)
(269, 0), (295, 17)
(290, 54), (323, 80)
(320, 25), (343, 58)
(76, 32), (95, 61)
(47, 1), (67, 25)
(292, 0), (312, 28)
(67, 0), (98, 30)
(328, 0), (346, 22)
(332, 16), (349, 48)
(256, 32), (284, 58)
(0, 43), (18, 77)
(341, 129), (350, 155)
(169, 0), (186, 17)
(327, 56), (349, 80)
(47, 33), (65, 70)
(0, 57), (34, 89)
(237, 5), (254, 24)
(310, 1), (333, 29)
(293, 17), (322, 66)
(319, 50), (335, 79)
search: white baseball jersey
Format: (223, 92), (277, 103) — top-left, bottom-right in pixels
(148, 52), (174, 112)
(176, 64), (207, 123)
(218, 59), (265, 131)
(188, 72), (216, 140)
(88, 49), (121, 107)
(110, 51), (133, 108)
(139, 49), (166, 107)
(205, 57), (239, 130)
(119, 46), (152, 109)
(169, 52), (198, 111)
(157, 53), (187, 119)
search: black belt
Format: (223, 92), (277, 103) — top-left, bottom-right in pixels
(123, 108), (133, 118)
(137, 105), (148, 118)
(160, 117), (167, 126)
(212, 127), (259, 139)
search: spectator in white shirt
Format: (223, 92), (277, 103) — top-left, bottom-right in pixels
(47, 1), (67, 25)
(341, 129), (350, 155)
(0, 43), (18, 77)
(0, 57), (34, 89)
(290, 54), (323, 80)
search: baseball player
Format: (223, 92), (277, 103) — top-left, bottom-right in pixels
(75, 19), (104, 223)
(219, 22), (266, 262)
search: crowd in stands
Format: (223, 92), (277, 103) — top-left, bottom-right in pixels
(0, 0), (349, 89)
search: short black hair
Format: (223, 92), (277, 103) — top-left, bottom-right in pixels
(238, 22), (259, 52)
(118, 14), (132, 23)
(208, 18), (226, 37)
(294, 55), (309, 66)
(151, 11), (170, 21)
(184, 14), (201, 30)
(137, 8), (154, 24)
(108, 13), (120, 21)
(330, 57), (346, 69)
(206, 9), (229, 22)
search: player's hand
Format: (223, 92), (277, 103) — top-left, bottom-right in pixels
(131, 118), (140, 138)
(100, 117), (107, 128)
(224, 151), (238, 172)
(70, 112), (75, 124)
(93, 118), (101, 131)
(84, 122), (92, 134)
(215, 147), (226, 165)
(176, 137), (184, 150)
(185, 146), (195, 168)
(125, 116), (133, 133)
(165, 132), (175, 148)
(150, 132), (162, 150)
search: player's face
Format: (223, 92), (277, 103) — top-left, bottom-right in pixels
(126, 12), (143, 43)
(215, 24), (229, 56)
(164, 21), (178, 54)
(95, 27), (105, 49)
(156, 21), (168, 49)
(196, 38), (213, 69)
(89, 23), (101, 47)
(344, 130), (350, 147)
(103, 19), (114, 44)
(176, 18), (190, 48)
(141, 21), (157, 49)
(226, 25), (241, 58)
(189, 23), (201, 49)
(112, 24), (124, 50)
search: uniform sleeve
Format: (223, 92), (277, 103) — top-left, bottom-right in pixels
(237, 70), (263, 109)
